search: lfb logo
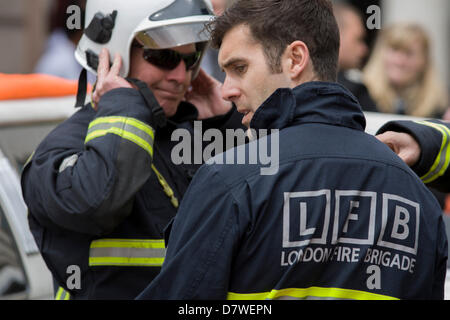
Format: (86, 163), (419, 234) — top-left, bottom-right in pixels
(378, 193), (420, 255)
(282, 190), (420, 255)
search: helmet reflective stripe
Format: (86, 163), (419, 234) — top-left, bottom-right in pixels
(150, 0), (211, 21)
(75, 0), (214, 77)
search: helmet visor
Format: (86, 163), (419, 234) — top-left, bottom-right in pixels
(135, 21), (211, 50)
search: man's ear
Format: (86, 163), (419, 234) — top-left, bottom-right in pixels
(285, 41), (310, 80)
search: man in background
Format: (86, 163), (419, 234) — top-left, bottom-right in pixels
(333, 1), (378, 111)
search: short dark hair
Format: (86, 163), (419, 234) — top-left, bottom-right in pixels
(209, 0), (340, 81)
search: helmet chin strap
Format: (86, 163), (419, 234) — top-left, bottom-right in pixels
(74, 68), (88, 109)
(126, 77), (167, 128)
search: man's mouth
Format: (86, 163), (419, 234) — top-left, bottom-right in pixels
(156, 88), (184, 100)
(160, 89), (181, 95)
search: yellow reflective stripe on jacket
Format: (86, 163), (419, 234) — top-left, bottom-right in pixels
(415, 120), (450, 184)
(227, 287), (399, 300)
(88, 116), (155, 140)
(55, 286), (71, 300)
(85, 116), (155, 157)
(89, 239), (166, 267)
(152, 164), (179, 208)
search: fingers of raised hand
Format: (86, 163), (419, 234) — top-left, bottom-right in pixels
(93, 49), (130, 108)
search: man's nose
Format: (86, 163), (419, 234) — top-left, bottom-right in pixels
(166, 61), (189, 84)
(221, 76), (240, 102)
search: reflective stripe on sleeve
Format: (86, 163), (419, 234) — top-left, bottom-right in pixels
(414, 121), (450, 184)
(89, 239), (166, 267)
(85, 116), (155, 157)
(227, 287), (399, 300)
(55, 286), (71, 300)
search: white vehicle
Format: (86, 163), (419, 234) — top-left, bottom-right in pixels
(0, 95), (76, 299)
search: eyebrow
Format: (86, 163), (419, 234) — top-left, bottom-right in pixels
(220, 57), (248, 72)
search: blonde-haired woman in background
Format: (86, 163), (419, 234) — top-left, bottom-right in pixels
(363, 23), (448, 118)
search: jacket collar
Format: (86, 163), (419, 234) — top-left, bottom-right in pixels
(249, 81), (366, 132)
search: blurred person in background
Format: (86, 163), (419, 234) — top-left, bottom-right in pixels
(333, 1), (378, 112)
(34, 0), (87, 81)
(363, 23), (449, 118)
(366, 23), (450, 210)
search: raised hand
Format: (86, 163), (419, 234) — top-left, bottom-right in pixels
(185, 68), (232, 119)
(92, 48), (132, 110)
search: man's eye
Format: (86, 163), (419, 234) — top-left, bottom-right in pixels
(234, 65), (247, 74)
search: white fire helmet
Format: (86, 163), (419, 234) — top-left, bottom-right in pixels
(75, 0), (215, 78)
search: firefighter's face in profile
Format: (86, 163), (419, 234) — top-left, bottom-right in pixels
(128, 43), (196, 117)
(219, 24), (291, 128)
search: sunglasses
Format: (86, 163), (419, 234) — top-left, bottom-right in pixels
(141, 47), (202, 71)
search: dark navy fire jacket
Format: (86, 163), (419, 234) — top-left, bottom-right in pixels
(138, 82), (447, 300)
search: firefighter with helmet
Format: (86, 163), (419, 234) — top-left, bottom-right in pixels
(21, 0), (243, 299)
